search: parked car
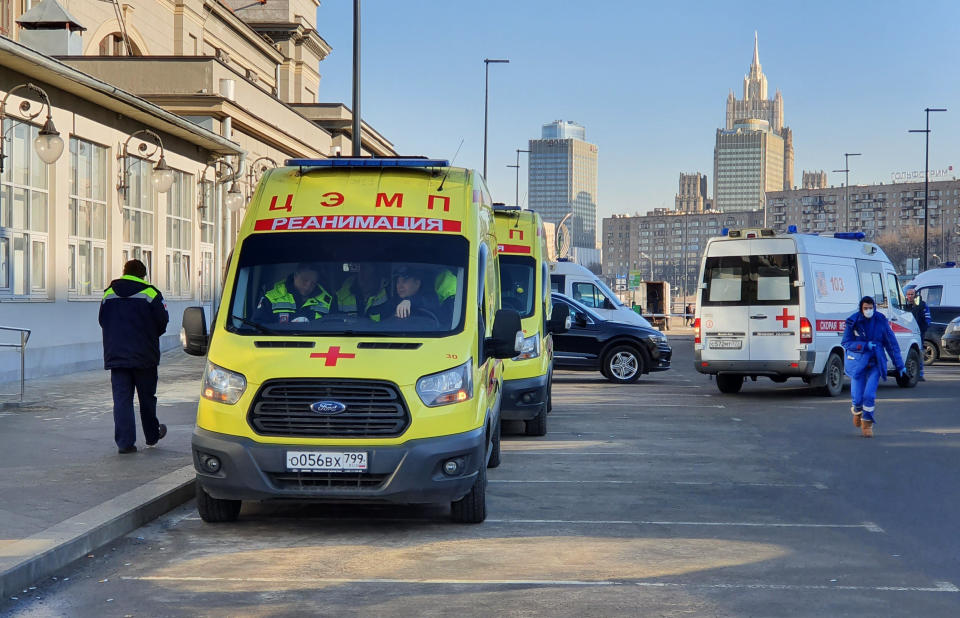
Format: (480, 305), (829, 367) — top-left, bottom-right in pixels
(942, 316), (960, 357)
(903, 268), (960, 365)
(551, 293), (672, 383)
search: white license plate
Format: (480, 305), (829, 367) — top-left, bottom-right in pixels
(286, 451), (368, 472)
(709, 338), (743, 350)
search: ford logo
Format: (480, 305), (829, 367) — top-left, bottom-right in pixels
(310, 400), (347, 415)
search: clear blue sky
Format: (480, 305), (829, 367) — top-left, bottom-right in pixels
(316, 0), (960, 218)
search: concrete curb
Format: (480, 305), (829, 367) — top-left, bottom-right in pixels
(0, 465), (195, 599)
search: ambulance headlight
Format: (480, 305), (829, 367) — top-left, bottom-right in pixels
(513, 333), (541, 360)
(202, 361), (247, 405)
(417, 360), (473, 407)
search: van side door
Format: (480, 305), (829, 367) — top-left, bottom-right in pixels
(883, 269), (918, 361)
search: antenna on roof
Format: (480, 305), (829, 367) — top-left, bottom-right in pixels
(437, 137), (463, 192)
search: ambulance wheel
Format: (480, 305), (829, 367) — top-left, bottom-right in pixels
(487, 418), (501, 468)
(451, 463), (486, 523)
(820, 352), (844, 397)
(546, 371), (553, 413)
(897, 348), (921, 388)
(603, 345), (644, 384)
(525, 406), (548, 436)
(196, 483), (241, 523)
(716, 374), (744, 394)
(923, 340), (939, 366)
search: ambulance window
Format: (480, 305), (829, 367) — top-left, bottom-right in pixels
(918, 286), (942, 307)
(754, 254), (798, 305)
(870, 272), (886, 306)
(499, 256), (536, 317)
(702, 256), (747, 305)
(885, 273), (903, 309)
(550, 275), (563, 293)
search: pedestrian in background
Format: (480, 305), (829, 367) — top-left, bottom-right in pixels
(905, 288), (931, 381)
(842, 296), (907, 438)
(685, 303), (694, 326)
(99, 259), (169, 454)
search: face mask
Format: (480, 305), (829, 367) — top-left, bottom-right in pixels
(863, 309), (874, 319)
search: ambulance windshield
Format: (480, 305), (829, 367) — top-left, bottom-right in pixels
(499, 256), (536, 318)
(227, 232), (468, 337)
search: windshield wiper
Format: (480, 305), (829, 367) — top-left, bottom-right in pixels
(230, 314), (280, 335)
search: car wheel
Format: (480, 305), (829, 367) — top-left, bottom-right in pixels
(923, 340), (939, 366)
(716, 374), (743, 394)
(195, 482), (241, 523)
(603, 345), (644, 384)
(450, 463), (486, 524)
(525, 405), (548, 436)
(897, 348), (921, 388)
(819, 352), (844, 397)
(487, 418), (501, 468)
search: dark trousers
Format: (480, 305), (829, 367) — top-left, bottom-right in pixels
(111, 367), (160, 448)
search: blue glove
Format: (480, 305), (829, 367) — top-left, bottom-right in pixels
(867, 342), (876, 350)
(899, 367), (908, 377)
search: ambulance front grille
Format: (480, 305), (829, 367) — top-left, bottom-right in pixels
(249, 379), (409, 438)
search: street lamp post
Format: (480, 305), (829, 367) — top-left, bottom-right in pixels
(505, 148), (530, 207)
(482, 58), (509, 179)
(910, 107), (947, 272)
(832, 152), (861, 232)
(0, 82), (64, 174)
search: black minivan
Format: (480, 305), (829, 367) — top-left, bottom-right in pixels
(551, 293), (672, 383)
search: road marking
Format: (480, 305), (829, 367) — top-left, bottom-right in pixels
(484, 519), (882, 531)
(119, 576), (958, 593)
(490, 480), (828, 489)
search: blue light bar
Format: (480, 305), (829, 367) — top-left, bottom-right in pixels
(787, 224), (798, 234)
(285, 157), (449, 168)
(721, 227), (729, 236)
(834, 232), (865, 240)
(943, 261), (957, 268)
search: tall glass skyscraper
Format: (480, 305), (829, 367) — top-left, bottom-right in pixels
(528, 120), (598, 251)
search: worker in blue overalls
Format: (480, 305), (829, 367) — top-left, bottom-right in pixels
(842, 296), (907, 438)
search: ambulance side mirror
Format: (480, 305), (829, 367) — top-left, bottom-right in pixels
(181, 306), (209, 356)
(486, 309), (523, 359)
(793, 280), (804, 287)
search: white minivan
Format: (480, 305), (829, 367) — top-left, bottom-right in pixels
(550, 260), (653, 328)
(694, 229), (923, 396)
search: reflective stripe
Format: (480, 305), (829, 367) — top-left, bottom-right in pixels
(265, 280), (332, 318)
(103, 287), (116, 300)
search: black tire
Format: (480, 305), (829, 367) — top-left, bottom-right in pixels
(195, 482), (241, 523)
(450, 463), (486, 523)
(897, 348), (921, 388)
(820, 352), (844, 397)
(716, 374), (743, 394)
(525, 406), (548, 436)
(603, 345), (644, 384)
(769, 376), (788, 383)
(546, 371), (553, 413)
(487, 418), (501, 468)
(923, 340), (939, 366)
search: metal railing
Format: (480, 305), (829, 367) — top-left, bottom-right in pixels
(0, 326), (31, 402)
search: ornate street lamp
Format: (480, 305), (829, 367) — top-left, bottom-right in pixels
(117, 129), (175, 198)
(246, 156), (277, 198)
(0, 82), (64, 174)
(199, 158), (245, 212)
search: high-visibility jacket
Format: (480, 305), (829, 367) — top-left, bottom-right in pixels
(263, 278), (332, 320)
(99, 274), (169, 369)
(336, 277), (388, 321)
(435, 269), (457, 303)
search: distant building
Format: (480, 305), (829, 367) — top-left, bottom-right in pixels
(602, 209), (764, 297)
(528, 120), (599, 252)
(802, 170), (828, 189)
(675, 173), (708, 212)
(716, 33), (793, 211)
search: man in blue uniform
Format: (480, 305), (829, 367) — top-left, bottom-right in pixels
(99, 259), (169, 454)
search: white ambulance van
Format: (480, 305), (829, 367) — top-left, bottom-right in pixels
(549, 260), (653, 329)
(694, 229), (923, 396)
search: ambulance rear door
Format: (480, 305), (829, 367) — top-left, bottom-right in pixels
(699, 242), (751, 363)
(746, 240), (801, 362)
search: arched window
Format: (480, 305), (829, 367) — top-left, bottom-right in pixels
(98, 33), (141, 56)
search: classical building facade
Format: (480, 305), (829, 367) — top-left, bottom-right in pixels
(715, 34), (793, 211)
(0, 0), (395, 381)
(802, 170), (828, 189)
(528, 120), (599, 253)
(675, 172), (708, 213)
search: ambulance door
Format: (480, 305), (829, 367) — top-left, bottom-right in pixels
(748, 245), (801, 362)
(699, 249), (751, 363)
(883, 269), (918, 362)
(857, 261), (894, 369)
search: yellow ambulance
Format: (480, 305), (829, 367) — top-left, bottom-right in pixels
(494, 206), (567, 435)
(181, 158), (523, 524)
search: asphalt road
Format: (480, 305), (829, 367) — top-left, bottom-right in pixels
(6, 339), (960, 617)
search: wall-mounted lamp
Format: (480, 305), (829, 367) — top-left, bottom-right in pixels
(118, 129), (175, 199)
(199, 158), (246, 212)
(0, 82), (64, 174)
(246, 155), (277, 198)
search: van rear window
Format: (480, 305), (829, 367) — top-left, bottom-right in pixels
(702, 254), (798, 306)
